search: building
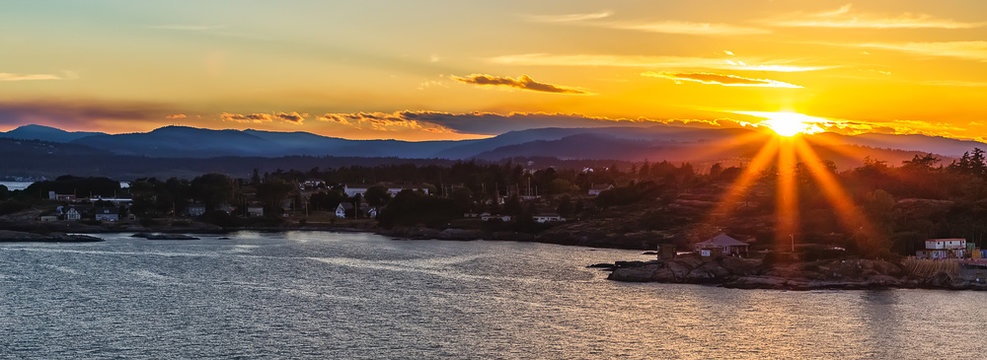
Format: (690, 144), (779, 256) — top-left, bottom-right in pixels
(343, 184), (430, 197)
(694, 233), (750, 257)
(94, 207), (120, 222)
(64, 207), (82, 221)
(48, 191), (77, 202)
(533, 213), (565, 223)
(588, 184), (614, 196)
(480, 213), (512, 222)
(366, 207), (379, 218)
(188, 204), (207, 217)
(917, 238), (968, 259)
(301, 179), (326, 189)
(925, 238), (966, 250)
(247, 206), (264, 217)
(334, 203), (347, 218)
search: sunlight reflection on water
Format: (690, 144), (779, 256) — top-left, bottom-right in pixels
(1, 231), (985, 359)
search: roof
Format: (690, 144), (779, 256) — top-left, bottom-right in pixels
(926, 238), (966, 242)
(696, 233), (749, 247)
(590, 184), (614, 190)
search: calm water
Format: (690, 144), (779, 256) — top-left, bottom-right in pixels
(1, 232), (985, 359)
(0, 181), (32, 191)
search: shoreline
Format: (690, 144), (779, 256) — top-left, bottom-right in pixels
(598, 256), (987, 291)
(0, 219), (660, 250)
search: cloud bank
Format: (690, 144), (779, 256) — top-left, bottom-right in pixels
(452, 74), (588, 94)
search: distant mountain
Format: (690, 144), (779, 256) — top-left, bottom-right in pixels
(3, 123), (985, 166)
(0, 124), (106, 143)
(815, 132), (986, 158)
(0, 138), (460, 179)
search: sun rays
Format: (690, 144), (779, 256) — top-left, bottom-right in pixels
(704, 128), (882, 251)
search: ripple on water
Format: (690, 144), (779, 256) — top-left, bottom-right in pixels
(1, 232), (985, 359)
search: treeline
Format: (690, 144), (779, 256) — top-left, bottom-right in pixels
(4, 149), (987, 258)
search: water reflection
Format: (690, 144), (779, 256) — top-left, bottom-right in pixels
(1, 232), (987, 359)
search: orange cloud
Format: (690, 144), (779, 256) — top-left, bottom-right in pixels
(165, 114), (187, 119)
(642, 71), (803, 88)
(451, 74), (589, 94)
(275, 111), (306, 124)
(221, 112), (273, 123)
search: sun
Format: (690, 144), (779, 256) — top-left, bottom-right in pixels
(733, 111), (828, 137)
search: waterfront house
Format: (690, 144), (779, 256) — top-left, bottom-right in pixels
(344, 184), (430, 197)
(343, 185), (369, 197)
(480, 213), (511, 222)
(916, 238), (968, 259)
(588, 184), (614, 196)
(334, 203), (347, 218)
(694, 233), (749, 257)
(64, 207), (82, 221)
(94, 207), (120, 222)
(188, 204), (206, 217)
(533, 213), (565, 223)
(367, 207), (378, 219)
(247, 206), (264, 217)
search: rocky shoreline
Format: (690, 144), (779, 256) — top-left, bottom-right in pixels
(0, 230), (103, 243)
(598, 256), (987, 291)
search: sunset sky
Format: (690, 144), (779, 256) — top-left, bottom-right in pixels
(2, 1), (986, 141)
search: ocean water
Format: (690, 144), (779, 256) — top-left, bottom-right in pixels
(1, 231), (985, 359)
(0, 181), (33, 191)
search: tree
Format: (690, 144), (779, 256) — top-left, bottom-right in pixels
(256, 180), (295, 215)
(190, 173), (234, 210)
(364, 185), (392, 208)
(556, 196), (573, 217)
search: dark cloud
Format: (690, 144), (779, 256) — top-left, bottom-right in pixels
(452, 74), (588, 94)
(319, 111), (658, 135)
(0, 99), (173, 129)
(642, 71), (801, 88)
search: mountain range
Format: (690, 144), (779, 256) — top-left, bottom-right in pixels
(1, 123), (984, 179)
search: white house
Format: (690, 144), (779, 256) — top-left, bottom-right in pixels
(188, 204), (207, 217)
(533, 214), (565, 223)
(694, 233), (749, 256)
(926, 238), (966, 250)
(65, 208), (82, 221)
(343, 186), (369, 197)
(480, 213), (512, 222)
(94, 207), (119, 222)
(247, 206), (264, 217)
(334, 203), (347, 218)
(344, 184), (430, 197)
(366, 207), (379, 218)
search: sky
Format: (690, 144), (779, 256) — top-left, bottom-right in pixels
(1, 0), (986, 141)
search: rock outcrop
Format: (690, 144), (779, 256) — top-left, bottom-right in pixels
(602, 256), (987, 291)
